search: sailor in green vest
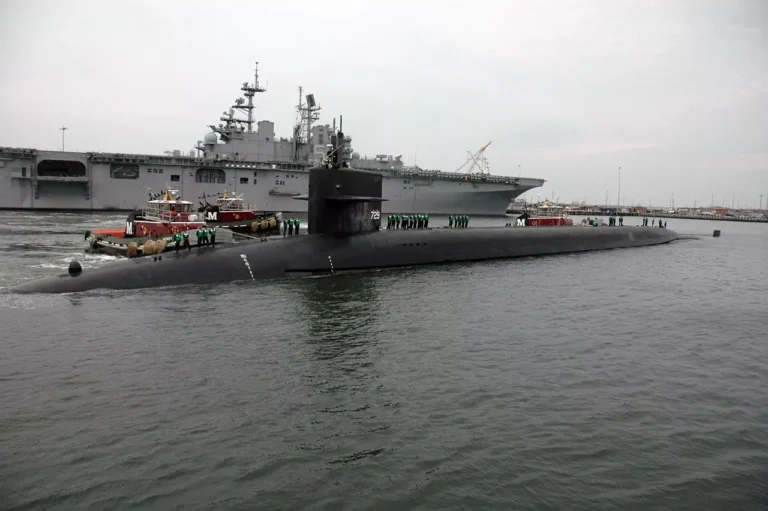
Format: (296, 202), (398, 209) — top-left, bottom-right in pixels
(295, 218), (301, 235)
(425, 214), (429, 229)
(449, 215), (453, 228)
(210, 227), (216, 245)
(465, 215), (469, 228)
(196, 227), (202, 248)
(173, 231), (181, 252)
(204, 227), (210, 246)
(182, 230), (190, 251)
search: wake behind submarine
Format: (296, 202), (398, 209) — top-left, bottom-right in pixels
(10, 119), (679, 294)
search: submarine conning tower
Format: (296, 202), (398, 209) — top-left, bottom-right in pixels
(296, 116), (387, 235)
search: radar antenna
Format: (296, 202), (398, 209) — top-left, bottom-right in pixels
(209, 62), (267, 141)
(293, 86), (322, 161)
(453, 141), (492, 175)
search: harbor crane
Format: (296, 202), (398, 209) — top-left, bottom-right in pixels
(453, 141), (492, 175)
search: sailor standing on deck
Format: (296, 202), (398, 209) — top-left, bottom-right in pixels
(288, 219), (294, 236)
(182, 230), (190, 251)
(295, 218), (301, 235)
(449, 215), (453, 228)
(282, 219), (287, 237)
(174, 231), (181, 252)
(210, 227), (216, 245)
(196, 226), (203, 248)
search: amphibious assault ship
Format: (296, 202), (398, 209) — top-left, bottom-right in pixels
(0, 63), (545, 215)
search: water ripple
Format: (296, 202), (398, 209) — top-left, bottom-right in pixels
(1, 213), (767, 510)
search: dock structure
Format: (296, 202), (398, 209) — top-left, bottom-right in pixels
(507, 206), (768, 224)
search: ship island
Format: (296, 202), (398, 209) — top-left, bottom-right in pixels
(0, 63), (545, 216)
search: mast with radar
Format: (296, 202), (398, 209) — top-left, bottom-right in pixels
(292, 87), (322, 161)
(208, 62), (267, 143)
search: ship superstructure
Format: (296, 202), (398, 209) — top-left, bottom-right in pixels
(0, 63), (545, 215)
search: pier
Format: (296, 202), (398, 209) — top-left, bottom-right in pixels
(507, 203), (768, 223)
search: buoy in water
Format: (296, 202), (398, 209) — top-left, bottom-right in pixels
(68, 261), (82, 275)
(713, 230), (721, 237)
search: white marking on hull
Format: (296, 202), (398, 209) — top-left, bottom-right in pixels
(240, 254), (254, 280)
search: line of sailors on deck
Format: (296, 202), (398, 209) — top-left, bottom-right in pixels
(386, 214), (430, 230)
(385, 214), (472, 229)
(282, 218), (301, 237)
(171, 226), (216, 252)
(448, 215), (469, 228)
(642, 217), (667, 228)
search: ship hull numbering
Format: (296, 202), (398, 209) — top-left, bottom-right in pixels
(0, 148), (544, 216)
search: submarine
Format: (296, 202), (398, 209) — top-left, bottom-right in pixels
(10, 118), (679, 294)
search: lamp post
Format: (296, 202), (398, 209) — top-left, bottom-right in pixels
(60, 126), (68, 151)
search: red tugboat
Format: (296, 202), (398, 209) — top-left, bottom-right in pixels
(85, 188), (206, 257)
(514, 203), (574, 227)
(198, 191), (282, 235)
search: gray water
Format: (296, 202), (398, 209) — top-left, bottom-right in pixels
(1, 211), (767, 510)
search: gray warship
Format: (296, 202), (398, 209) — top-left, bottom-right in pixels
(0, 63), (545, 215)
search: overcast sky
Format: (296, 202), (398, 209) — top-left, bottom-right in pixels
(1, 0), (766, 208)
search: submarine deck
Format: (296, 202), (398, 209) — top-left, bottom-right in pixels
(10, 225), (679, 294)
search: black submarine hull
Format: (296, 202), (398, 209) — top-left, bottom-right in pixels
(9, 226), (678, 294)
